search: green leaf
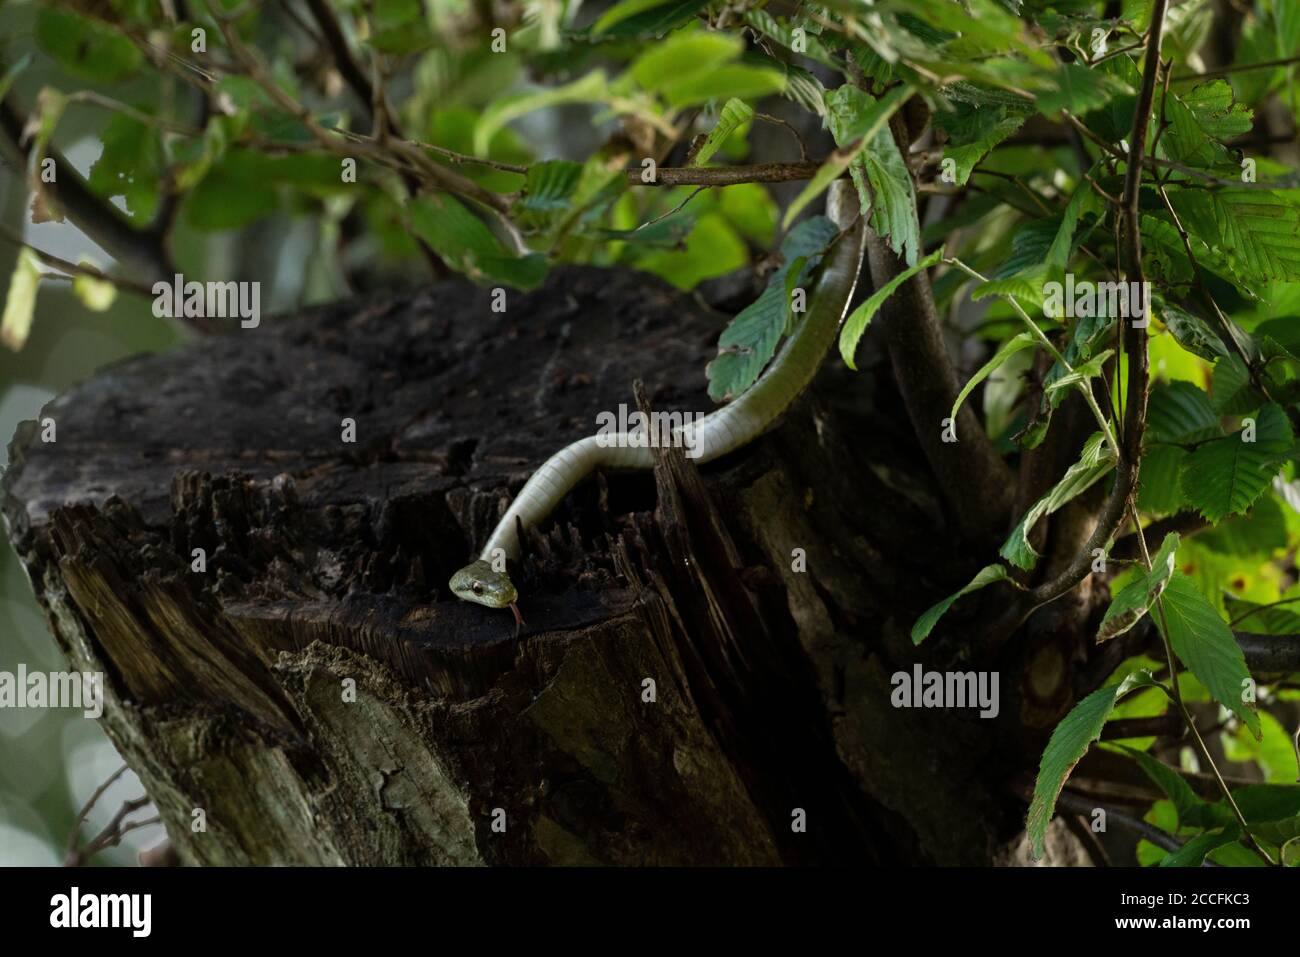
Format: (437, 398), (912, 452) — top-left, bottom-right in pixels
(706, 217), (840, 400)
(1, 248), (42, 352)
(1160, 302), (1230, 362)
(661, 65), (786, 109)
(1002, 432), (1117, 570)
(859, 127), (921, 267)
(1043, 179), (1101, 275)
(1027, 670), (1156, 860)
(1159, 827), (1241, 867)
(1035, 63), (1132, 116)
(741, 10), (839, 69)
(1180, 403), (1291, 522)
(839, 249), (943, 370)
(516, 160), (583, 217)
(969, 275), (1047, 309)
(951, 333), (1037, 422)
(689, 99), (754, 167)
(1155, 572), (1261, 738)
(785, 84), (912, 229)
(592, 0), (710, 36)
(1097, 533), (1181, 642)
(911, 564), (1018, 645)
(87, 115), (163, 224)
(1170, 189), (1300, 284)
(1138, 445), (1190, 514)
(1159, 82), (1252, 168)
(183, 150), (279, 230)
(1120, 745), (1224, 830)
(933, 103), (1025, 187)
(35, 8), (142, 83)
(629, 32), (741, 93)
(71, 266), (117, 313)
(1146, 381), (1223, 446)
(1042, 349), (1114, 398)
(1223, 594), (1300, 635)
(1210, 355), (1264, 414)
(475, 72), (608, 154)
(409, 193), (548, 289)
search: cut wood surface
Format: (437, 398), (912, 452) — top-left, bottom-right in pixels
(2, 266), (1083, 865)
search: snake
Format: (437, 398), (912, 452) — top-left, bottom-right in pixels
(448, 183), (867, 630)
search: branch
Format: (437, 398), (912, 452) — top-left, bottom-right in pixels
(867, 245), (1015, 546)
(1234, 632), (1300, 675)
(1020, 0), (1166, 614)
(1057, 790), (1200, 858)
(1110, 511), (1207, 559)
(0, 224), (159, 298)
(1172, 54), (1300, 82)
(0, 96), (174, 285)
(1100, 713), (1186, 741)
(209, 6), (510, 216)
(303, 0), (376, 119)
(628, 161), (822, 187)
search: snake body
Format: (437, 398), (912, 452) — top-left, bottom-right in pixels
(449, 185), (867, 621)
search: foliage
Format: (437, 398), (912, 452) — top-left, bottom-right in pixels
(2, 0), (1300, 868)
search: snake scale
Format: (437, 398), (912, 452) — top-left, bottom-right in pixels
(449, 183), (867, 629)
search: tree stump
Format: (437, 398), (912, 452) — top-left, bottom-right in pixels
(2, 266), (1084, 865)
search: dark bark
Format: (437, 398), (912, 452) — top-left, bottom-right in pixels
(2, 266), (1095, 865)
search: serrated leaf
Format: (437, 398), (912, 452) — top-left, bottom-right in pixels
(1138, 445), (1189, 514)
(911, 564), (1018, 645)
(1036, 63), (1132, 116)
(1027, 670), (1156, 859)
(592, 0), (709, 36)
(1210, 355), (1263, 414)
(1170, 189), (1300, 284)
(517, 160), (583, 212)
(1159, 82), (1252, 168)
(1097, 533), (1181, 642)
(785, 84), (912, 229)
(1180, 403), (1291, 522)
(1043, 349), (1113, 397)
(1223, 594), (1300, 634)
(1160, 302), (1230, 362)
(859, 130), (920, 266)
(707, 217), (840, 400)
(839, 249), (943, 370)
(1002, 432), (1116, 570)
(689, 99), (754, 167)
(1147, 380), (1222, 445)
(1, 248), (42, 352)
(1156, 572), (1261, 738)
(933, 103), (1025, 186)
(970, 275), (1047, 309)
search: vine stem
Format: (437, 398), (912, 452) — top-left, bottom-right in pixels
(1125, 498), (1279, 866)
(942, 257), (1119, 455)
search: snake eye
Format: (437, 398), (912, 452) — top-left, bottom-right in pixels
(471, 581), (484, 595)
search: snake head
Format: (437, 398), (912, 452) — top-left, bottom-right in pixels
(449, 559), (524, 633)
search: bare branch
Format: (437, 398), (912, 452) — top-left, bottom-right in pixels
(629, 161), (823, 187)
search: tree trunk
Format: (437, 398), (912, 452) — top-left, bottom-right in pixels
(1, 266), (1091, 865)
